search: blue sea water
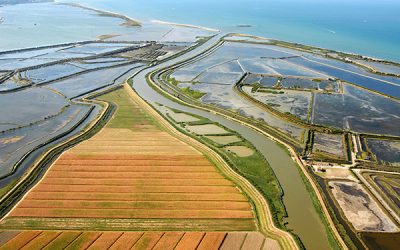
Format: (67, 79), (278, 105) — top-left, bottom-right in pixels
(0, 3), (132, 51)
(71, 0), (400, 62)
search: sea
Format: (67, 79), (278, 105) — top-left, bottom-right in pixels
(0, 0), (399, 62)
(71, 0), (400, 62)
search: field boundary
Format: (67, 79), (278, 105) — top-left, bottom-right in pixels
(124, 83), (299, 250)
(0, 91), (116, 220)
(143, 66), (348, 249)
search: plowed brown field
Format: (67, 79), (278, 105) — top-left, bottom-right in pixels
(0, 231), (279, 250)
(3, 89), (255, 229)
(0, 88), (282, 249)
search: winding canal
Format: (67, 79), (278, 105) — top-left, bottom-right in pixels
(130, 35), (332, 250)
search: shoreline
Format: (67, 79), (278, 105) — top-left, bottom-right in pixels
(151, 19), (220, 33)
(230, 33), (400, 78)
(9, 2), (399, 65)
(56, 1), (142, 27)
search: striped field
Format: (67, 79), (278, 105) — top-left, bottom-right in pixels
(0, 231), (279, 250)
(0, 88), (282, 249)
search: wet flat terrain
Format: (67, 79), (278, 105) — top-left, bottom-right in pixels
(330, 181), (398, 232)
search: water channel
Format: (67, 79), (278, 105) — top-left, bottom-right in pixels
(130, 34), (332, 250)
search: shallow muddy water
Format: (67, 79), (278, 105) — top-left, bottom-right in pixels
(0, 104), (91, 177)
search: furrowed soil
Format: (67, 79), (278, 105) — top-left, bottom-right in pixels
(0, 231), (274, 250)
(0, 88), (281, 249)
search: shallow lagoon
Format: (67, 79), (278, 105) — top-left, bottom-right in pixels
(61, 45), (129, 55)
(0, 87), (69, 131)
(367, 139), (400, 166)
(195, 71), (243, 85)
(207, 60), (243, 74)
(23, 63), (83, 84)
(0, 3), (135, 51)
(243, 86), (311, 122)
(0, 104), (91, 177)
(47, 64), (138, 98)
(75, 0), (400, 62)
(243, 74), (262, 85)
(185, 82), (305, 141)
(281, 78), (318, 90)
(0, 58), (55, 71)
(286, 57), (400, 98)
(353, 60), (400, 75)
(260, 76), (279, 87)
(239, 59), (278, 75)
(313, 84), (400, 136)
(175, 43), (329, 81)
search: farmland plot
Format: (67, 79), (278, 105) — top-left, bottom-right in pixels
(0, 231), (276, 250)
(1, 88), (256, 231)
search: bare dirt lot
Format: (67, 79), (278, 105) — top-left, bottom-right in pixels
(330, 181), (398, 232)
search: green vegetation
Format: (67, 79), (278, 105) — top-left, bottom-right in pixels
(0, 180), (18, 199)
(157, 107), (288, 230)
(158, 92), (343, 250)
(180, 87), (206, 99)
(97, 88), (161, 130)
(165, 76), (205, 99)
(257, 88), (284, 94)
(0, 217), (255, 231)
(306, 166), (361, 249)
(168, 77), (180, 86)
(152, 71), (305, 153)
(251, 82), (261, 92)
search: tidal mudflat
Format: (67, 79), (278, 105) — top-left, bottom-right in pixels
(359, 171), (400, 219)
(312, 84), (400, 136)
(184, 82), (305, 141)
(185, 124), (229, 135)
(225, 146), (254, 157)
(330, 181), (398, 232)
(46, 64), (138, 98)
(367, 139), (400, 166)
(243, 86), (311, 122)
(312, 133), (346, 160)
(162, 34), (400, 249)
